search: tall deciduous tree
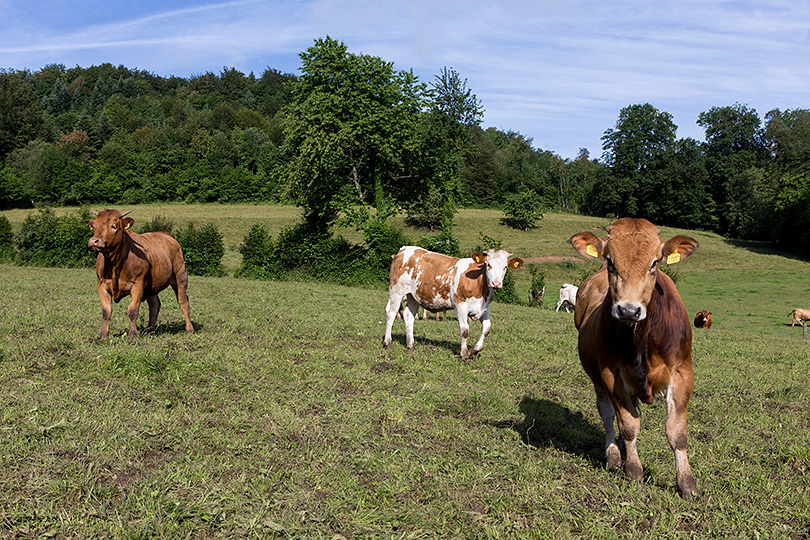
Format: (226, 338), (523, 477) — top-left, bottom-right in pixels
(410, 67), (484, 233)
(283, 37), (426, 233)
(0, 69), (46, 160)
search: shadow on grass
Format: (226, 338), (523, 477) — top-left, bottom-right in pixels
(489, 396), (606, 467)
(150, 320), (202, 336)
(724, 238), (808, 262)
(386, 333), (459, 356)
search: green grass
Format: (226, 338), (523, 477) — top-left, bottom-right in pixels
(0, 206), (809, 538)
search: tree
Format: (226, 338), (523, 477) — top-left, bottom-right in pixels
(601, 103), (677, 177)
(596, 103), (678, 219)
(283, 36), (426, 233)
(409, 67), (484, 233)
(697, 103), (767, 234)
(0, 69), (46, 160)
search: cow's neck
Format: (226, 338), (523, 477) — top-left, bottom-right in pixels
(102, 232), (133, 297)
(604, 287), (660, 405)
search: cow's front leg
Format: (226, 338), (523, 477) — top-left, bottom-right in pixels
(594, 383), (621, 468)
(97, 283), (113, 339)
(145, 295), (160, 333)
(455, 304), (471, 359)
(468, 309), (491, 357)
(126, 285), (144, 343)
(614, 395), (642, 483)
(666, 370), (698, 497)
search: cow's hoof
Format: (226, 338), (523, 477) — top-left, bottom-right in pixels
(625, 461), (643, 483)
(678, 475), (699, 498)
(606, 445), (622, 468)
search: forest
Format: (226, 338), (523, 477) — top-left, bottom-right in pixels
(1, 36), (810, 256)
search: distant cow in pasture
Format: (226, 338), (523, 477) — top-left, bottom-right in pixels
(383, 247), (523, 359)
(694, 310), (712, 329)
(790, 308), (810, 327)
(570, 217), (699, 497)
(88, 209), (194, 343)
(555, 283), (579, 312)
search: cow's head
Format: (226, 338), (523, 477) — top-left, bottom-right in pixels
(88, 209), (134, 252)
(470, 250), (524, 289)
(569, 218), (698, 322)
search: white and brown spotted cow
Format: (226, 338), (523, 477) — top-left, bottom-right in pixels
(383, 247), (523, 359)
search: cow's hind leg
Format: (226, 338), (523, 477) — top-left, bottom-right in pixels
(666, 371), (698, 497)
(403, 295), (420, 349)
(172, 268), (194, 334)
(145, 295), (161, 333)
(383, 290), (406, 349)
(594, 383), (621, 469)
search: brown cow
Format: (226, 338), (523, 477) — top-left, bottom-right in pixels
(694, 310), (712, 329)
(88, 209), (193, 343)
(383, 246), (523, 359)
(570, 218), (699, 497)
(790, 308), (810, 327)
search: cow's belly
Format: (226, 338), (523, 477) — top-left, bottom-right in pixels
(412, 291), (452, 311)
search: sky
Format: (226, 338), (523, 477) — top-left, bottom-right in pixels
(1, 0), (808, 160)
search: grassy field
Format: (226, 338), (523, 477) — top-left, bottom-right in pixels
(0, 206), (809, 538)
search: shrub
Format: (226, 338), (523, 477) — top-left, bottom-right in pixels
(362, 216), (410, 274)
(418, 231), (460, 257)
(14, 207), (96, 268)
(501, 188), (545, 231)
(527, 265), (547, 307)
(0, 215), (14, 262)
(237, 223), (275, 279)
(175, 222), (225, 277)
(238, 223), (381, 286)
(137, 214), (174, 234)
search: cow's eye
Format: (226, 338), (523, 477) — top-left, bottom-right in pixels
(606, 257), (616, 272)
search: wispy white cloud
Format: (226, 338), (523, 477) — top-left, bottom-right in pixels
(0, 0), (808, 158)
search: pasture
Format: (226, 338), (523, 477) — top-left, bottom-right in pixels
(0, 206), (809, 538)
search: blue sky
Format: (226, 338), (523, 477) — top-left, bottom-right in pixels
(1, 0), (808, 160)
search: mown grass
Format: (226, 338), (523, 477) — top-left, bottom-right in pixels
(0, 207), (809, 538)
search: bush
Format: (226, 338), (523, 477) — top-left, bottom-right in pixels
(527, 265), (546, 307)
(237, 223), (384, 286)
(237, 224), (275, 279)
(137, 214), (174, 235)
(14, 207), (96, 268)
(175, 222), (225, 277)
(418, 231), (461, 257)
(501, 188), (545, 231)
(0, 215), (14, 262)
(362, 216), (410, 274)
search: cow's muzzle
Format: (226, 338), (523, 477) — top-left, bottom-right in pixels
(88, 238), (106, 251)
(612, 302), (646, 322)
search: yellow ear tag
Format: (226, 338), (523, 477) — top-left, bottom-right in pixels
(511, 260), (519, 268)
(124, 222), (132, 230)
(586, 244), (599, 258)
(666, 252), (681, 264)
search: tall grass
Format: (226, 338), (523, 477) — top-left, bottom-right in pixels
(0, 207), (808, 538)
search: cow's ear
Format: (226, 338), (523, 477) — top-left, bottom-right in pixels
(123, 217), (134, 230)
(471, 252), (485, 264)
(662, 235), (698, 264)
(508, 257), (524, 269)
(87, 219), (95, 231)
(570, 232), (604, 259)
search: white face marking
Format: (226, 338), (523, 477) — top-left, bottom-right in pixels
(482, 250), (511, 289)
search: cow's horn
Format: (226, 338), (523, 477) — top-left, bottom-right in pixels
(120, 210), (132, 217)
(91, 210), (98, 216)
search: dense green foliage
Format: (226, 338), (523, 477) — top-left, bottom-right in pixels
(13, 207), (96, 267)
(2, 42), (810, 258)
(174, 222), (225, 277)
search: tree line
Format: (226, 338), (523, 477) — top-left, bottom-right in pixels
(1, 36), (810, 256)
